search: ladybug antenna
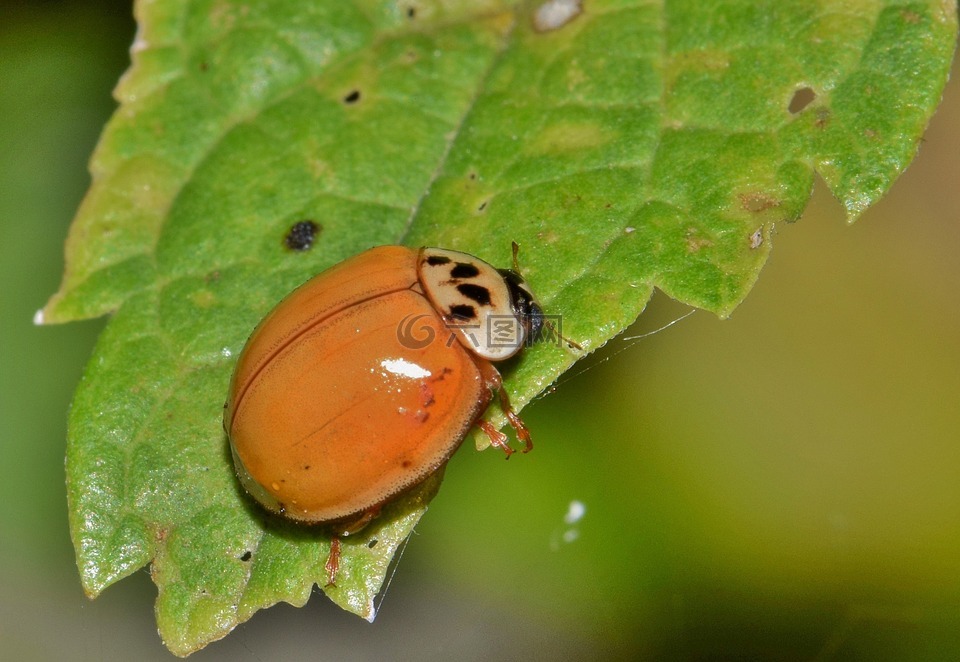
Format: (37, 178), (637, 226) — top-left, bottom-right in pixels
(511, 240), (522, 273)
(546, 319), (583, 352)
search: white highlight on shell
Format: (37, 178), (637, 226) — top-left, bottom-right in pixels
(33, 309), (45, 326)
(380, 358), (432, 380)
(533, 0), (583, 32)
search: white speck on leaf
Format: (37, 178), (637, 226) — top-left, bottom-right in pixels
(550, 499), (586, 550)
(533, 0), (583, 32)
(565, 499), (586, 524)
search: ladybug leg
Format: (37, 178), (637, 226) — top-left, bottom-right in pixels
(324, 506), (382, 587)
(496, 383), (533, 453)
(324, 537), (341, 587)
(474, 360), (532, 457)
(338, 507), (381, 536)
(476, 420), (514, 458)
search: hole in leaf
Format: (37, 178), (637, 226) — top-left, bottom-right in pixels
(240, 551), (252, 562)
(343, 89), (361, 104)
(284, 220), (320, 251)
(367, 539), (378, 549)
(406, 6), (416, 19)
(788, 87), (816, 113)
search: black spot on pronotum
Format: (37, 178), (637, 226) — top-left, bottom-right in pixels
(426, 255), (451, 266)
(450, 262), (480, 279)
(284, 220), (320, 251)
(450, 304), (476, 320)
(788, 87), (816, 114)
(240, 551), (252, 562)
(343, 89), (361, 104)
(457, 283), (492, 306)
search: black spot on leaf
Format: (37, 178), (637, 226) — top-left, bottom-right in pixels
(284, 220), (320, 251)
(788, 87), (816, 113)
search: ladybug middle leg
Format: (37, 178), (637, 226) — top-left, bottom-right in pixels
(474, 360), (532, 457)
(494, 383), (532, 453)
(476, 420), (514, 457)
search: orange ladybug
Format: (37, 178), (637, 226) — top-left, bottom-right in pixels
(224, 245), (551, 580)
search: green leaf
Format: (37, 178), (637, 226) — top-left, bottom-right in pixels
(46, 0), (955, 656)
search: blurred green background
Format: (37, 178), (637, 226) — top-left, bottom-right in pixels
(3, 2), (959, 659)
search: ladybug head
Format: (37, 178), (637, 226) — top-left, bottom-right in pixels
(498, 268), (546, 347)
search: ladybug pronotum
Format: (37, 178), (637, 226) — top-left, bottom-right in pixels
(224, 245), (554, 579)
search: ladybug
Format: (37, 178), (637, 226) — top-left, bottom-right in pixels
(224, 244), (559, 581)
